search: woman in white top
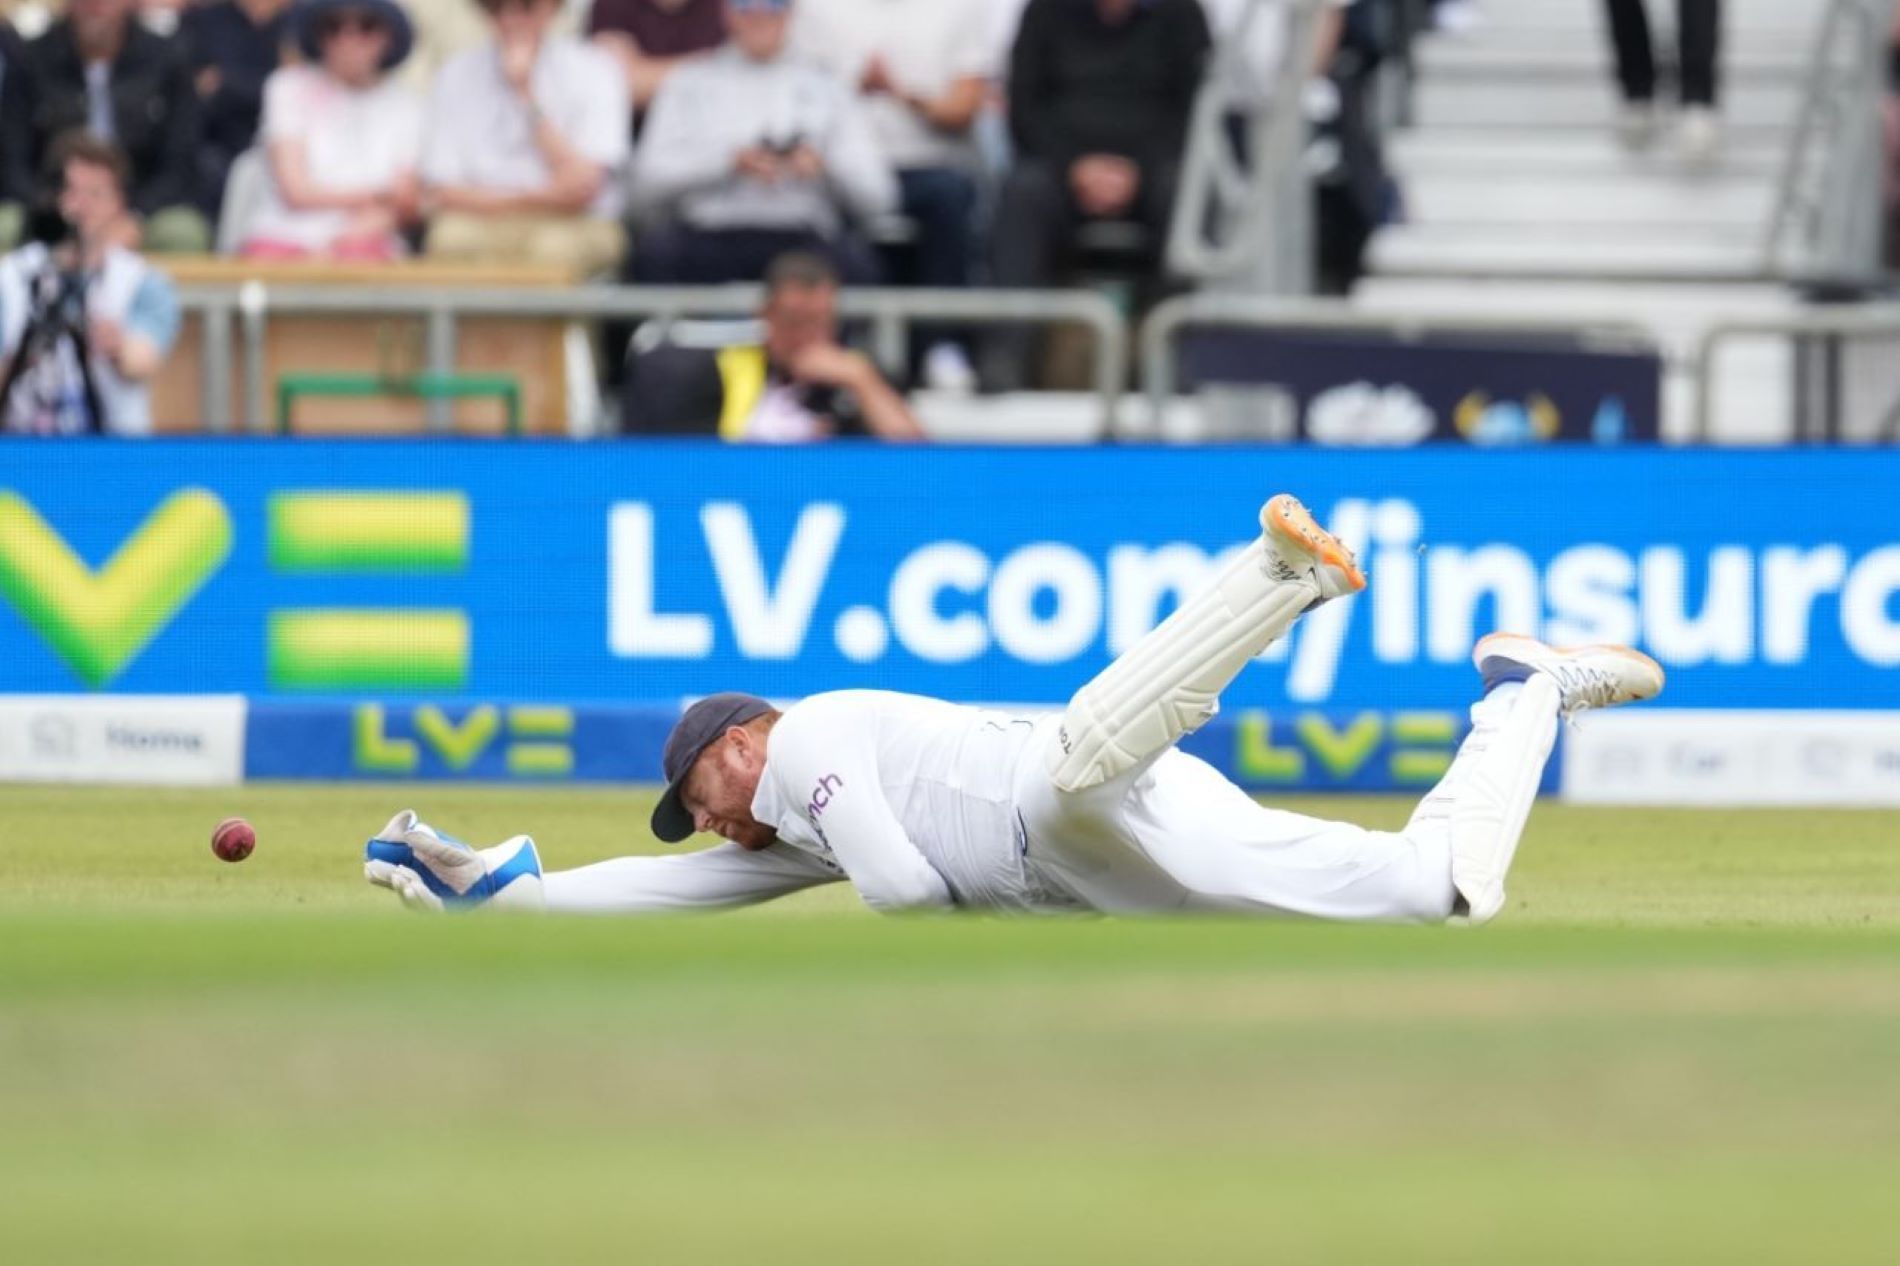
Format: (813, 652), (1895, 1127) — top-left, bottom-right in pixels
(241, 0), (424, 260)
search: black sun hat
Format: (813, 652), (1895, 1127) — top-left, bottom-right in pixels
(294, 0), (417, 71)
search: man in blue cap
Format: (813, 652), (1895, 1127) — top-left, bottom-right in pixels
(366, 492), (1665, 925)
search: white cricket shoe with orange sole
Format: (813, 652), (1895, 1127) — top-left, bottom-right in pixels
(1473, 633), (1665, 718)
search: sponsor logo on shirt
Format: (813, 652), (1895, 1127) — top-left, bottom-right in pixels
(807, 773), (843, 820)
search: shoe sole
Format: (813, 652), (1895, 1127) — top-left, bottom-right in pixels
(1263, 494), (1366, 592)
(1472, 633), (1666, 698)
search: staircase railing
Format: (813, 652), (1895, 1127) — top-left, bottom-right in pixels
(1166, 0), (1333, 292)
(1763, 0), (1887, 279)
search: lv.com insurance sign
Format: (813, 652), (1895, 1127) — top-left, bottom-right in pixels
(0, 442), (1896, 712)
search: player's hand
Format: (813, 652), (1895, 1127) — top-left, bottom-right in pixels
(364, 858), (447, 912)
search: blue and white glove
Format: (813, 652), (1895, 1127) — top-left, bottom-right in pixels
(364, 810), (545, 912)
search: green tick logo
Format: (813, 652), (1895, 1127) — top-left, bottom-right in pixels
(0, 489), (234, 688)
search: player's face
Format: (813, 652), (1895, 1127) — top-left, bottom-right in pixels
(679, 729), (774, 850)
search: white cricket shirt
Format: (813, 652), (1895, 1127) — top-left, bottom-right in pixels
(750, 690), (1061, 912)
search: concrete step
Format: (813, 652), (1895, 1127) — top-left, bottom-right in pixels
(1415, 39), (1811, 81)
(1414, 77), (1800, 131)
(1444, 0), (1822, 32)
(1367, 224), (1768, 281)
(1398, 171), (1772, 231)
(1388, 128), (1785, 179)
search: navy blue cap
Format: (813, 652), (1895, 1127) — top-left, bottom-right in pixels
(650, 693), (773, 843)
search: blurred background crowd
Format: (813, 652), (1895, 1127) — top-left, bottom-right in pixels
(2, 0), (1896, 440)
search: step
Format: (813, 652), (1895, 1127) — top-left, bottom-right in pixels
(1415, 40), (1812, 81)
(1388, 128), (1786, 178)
(1399, 170), (1772, 231)
(1414, 78), (1801, 131)
(1441, 0), (1821, 32)
(1366, 225), (1768, 281)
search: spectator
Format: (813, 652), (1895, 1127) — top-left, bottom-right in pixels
(0, 133), (181, 434)
(180, 0), (292, 225)
(241, 0), (422, 261)
(1603, 0), (1721, 160)
(630, 0), (895, 285)
(401, 0), (579, 88)
(792, 0), (989, 391)
(0, 0), (210, 253)
(985, 0), (1210, 388)
(621, 250), (923, 442)
(421, 0), (630, 274)
(588, 0), (723, 118)
(0, 19), (23, 249)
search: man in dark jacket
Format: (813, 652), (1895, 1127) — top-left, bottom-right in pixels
(0, 17), (27, 251)
(181, 0), (292, 224)
(0, 0), (209, 253)
(985, 0), (1210, 387)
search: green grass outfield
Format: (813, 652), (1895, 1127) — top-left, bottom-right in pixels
(3, 784), (1899, 1264)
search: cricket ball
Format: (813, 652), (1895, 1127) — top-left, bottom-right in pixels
(212, 817), (256, 863)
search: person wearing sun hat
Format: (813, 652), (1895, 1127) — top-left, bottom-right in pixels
(239, 0), (425, 260)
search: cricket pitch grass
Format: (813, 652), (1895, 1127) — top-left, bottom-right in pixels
(3, 783), (1899, 1264)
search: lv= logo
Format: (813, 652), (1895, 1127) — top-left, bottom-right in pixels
(0, 490), (233, 688)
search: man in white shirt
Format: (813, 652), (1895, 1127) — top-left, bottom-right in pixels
(366, 493), (1666, 924)
(628, 0), (895, 284)
(790, 0), (992, 388)
(0, 133), (179, 434)
(421, 0), (630, 275)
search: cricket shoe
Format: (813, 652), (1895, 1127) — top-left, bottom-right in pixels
(1473, 634), (1665, 718)
(363, 810), (545, 912)
(1261, 493), (1366, 607)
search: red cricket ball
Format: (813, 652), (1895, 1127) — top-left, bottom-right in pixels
(211, 817), (256, 863)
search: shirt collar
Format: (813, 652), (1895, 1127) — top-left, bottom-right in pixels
(750, 753), (791, 826)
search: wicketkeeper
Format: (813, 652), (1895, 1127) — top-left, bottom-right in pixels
(365, 493), (1663, 922)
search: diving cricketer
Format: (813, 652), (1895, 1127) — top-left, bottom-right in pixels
(364, 493), (1663, 923)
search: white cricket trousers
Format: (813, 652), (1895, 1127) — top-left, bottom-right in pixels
(1013, 677), (1560, 923)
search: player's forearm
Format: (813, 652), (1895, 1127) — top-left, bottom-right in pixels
(542, 849), (835, 914)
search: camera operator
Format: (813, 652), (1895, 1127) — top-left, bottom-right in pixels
(0, 133), (179, 435)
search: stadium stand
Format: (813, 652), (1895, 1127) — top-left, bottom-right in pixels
(1, 0), (1894, 443)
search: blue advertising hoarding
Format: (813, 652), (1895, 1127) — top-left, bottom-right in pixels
(1, 441), (1896, 718)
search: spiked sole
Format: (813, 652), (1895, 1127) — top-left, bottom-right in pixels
(1262, 494), (1367, 593)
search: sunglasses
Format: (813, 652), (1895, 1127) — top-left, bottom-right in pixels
(729, 0), (791, 12)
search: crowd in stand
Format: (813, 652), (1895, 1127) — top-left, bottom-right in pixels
(2, 0), (1448, 436)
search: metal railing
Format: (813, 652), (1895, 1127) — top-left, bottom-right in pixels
(1764, 0), (1887, 278)
(1139, 291), (1663, 433)
(175, 283), (1130, 436)
(1167, 0), (1333, 292)
(1694, 305), (1900, 442)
